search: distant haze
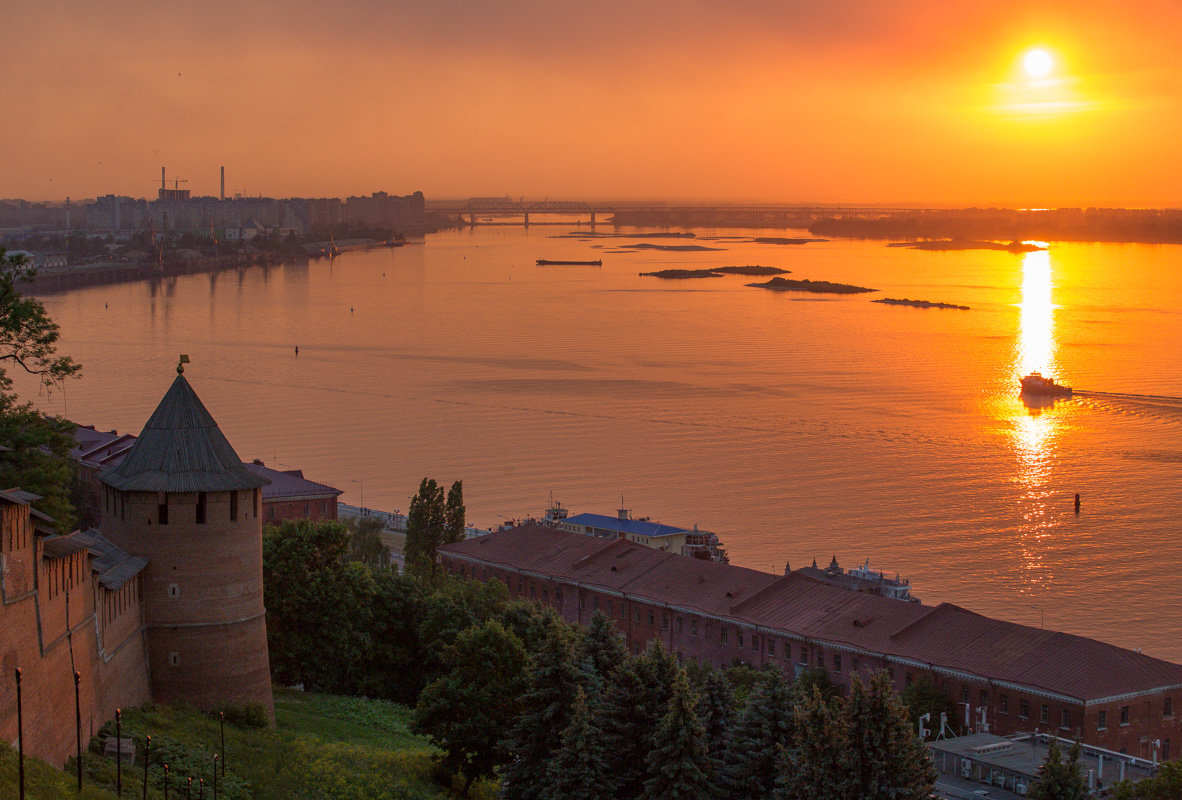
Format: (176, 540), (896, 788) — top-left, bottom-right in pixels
(6, 0), (1182, 205)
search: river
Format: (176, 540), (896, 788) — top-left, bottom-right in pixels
(21, 226), (1182, 661)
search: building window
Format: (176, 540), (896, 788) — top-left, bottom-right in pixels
(800, 646), (809, 665)
(721, 628), (729, 645)
(592, 596), (598, 611)
(1097, 710), (1107, 730)
(1040, 704), (1050, 724)
(304, 501), (311, 516)
(556, 590), (563, 605)
(1000, 695), (1009, 714)
(961, 687), (970, 703)
(168, 652), (180, 667)
(661, 614), (668, 630)
(649, 610), (655, 626)
(1164, 739), (1171, 760)
(676, 617), (683, 633)
(906, 672), (913, 687)
(1020, 699), (1030, 719)
(767, 639), (774, 656)
(196, 492), (207, 524)
(1061, 709), (1071, 729)
(579, 593), (586, 609)
(833, 654), (842, 673)
(690, 619), (698, 636)
(980, 690), (990, 707)
(888, 666), (895, 682)
(751, 634), (760, 652)
(1120, 706), (1130, 725)
(168, 583), (179, 599)
(851, 656), (859, 671)
(230, 491), (238, 522)
(634, 608), (641, 622)
(158, 498), (169, 525)
(816, 649), (824, 668)
(1165, 698), (1174, 717)
(737, 631), (744, 648)
(267, 505), (275, 519)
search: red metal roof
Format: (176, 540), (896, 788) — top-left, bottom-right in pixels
(441, 526), (1182, 702)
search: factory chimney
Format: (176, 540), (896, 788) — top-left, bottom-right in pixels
(161, 166), (166, 193)
(220, 166), (225, 201)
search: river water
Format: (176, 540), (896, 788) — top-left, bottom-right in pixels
(22, 226), (1182, 661)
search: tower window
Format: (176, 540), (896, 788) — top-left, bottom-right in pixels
(168, 652), (180, 667)
(168, 583), (180, 599)
(230, 491), (238, 522)
(158, 498), (169, 525)
(196, 492), (207, 524)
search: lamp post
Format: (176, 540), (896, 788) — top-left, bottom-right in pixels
(75, 671), (83, 792)
(164, 764), (170, 800)
(212, 755), (218, 800)
(16, 668), (24, 800)
(219, 711), (226, 775)
(116, 707), (123, 796)
(143, 735), (151, 800)
(350, 479), (364, 510)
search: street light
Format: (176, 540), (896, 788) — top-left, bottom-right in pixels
(349, 479), (364, 510)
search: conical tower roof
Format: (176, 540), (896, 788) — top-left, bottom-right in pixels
(100, 374), (267, 493)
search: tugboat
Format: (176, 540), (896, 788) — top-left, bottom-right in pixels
(1020, 371), (1072, 397)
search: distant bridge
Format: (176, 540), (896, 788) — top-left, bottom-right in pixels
(429, 199), (938, 225)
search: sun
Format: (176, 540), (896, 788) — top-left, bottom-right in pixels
(1023, 48), (1054, 79)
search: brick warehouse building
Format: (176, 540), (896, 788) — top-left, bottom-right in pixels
(1, 369), (274, 766)
(440, 526), (1182, 760)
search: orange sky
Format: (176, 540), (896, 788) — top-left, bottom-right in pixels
(5, 0), (1182, 205)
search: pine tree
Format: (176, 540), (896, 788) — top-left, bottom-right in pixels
(774, 686), (847, 800)
(721, 667), (798, 799)
(841, 671), (937, 800)
(540, 687), (615, 800)
(443, 480), (466, 544)
(598, 642), (679, 800)
(695, 668), (735, 789)
(640, 671), (712, 800)
(501, 625), (585, 800)
(1027, 739), (1088, 800)
(404, 477), (445, 571)
(578, 610), (628, 686)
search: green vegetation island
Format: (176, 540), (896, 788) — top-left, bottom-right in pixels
(872, 298), (970, 310)
(619, 243), (724, 251)
(747, 277), (877, 294)
(753, 236), (828, 245)
(640, 266), (789, 279)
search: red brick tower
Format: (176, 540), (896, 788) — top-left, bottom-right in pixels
(98, 366), (274, 718)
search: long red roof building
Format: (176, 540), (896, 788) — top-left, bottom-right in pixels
(440, 525), (1181, 758)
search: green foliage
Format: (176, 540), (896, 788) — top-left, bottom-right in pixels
(900, 676), (955, 729)
(694, 667), (734, 789)
(1111, 759), (1182, 799)
(347, 515), (390, 567)
(796, 665), (843, 704)
(413, 620), (528, 795)
(775, 687), (846, 800)
(840, 671), (937, 800)
(405, 477), (446, 572)
(263, 519), (379, 692)
(0, 741), (120, 799)
(722, 666), (798, 799)
(540, 687), (615, 800)
(0, 247), (81, 532)
(1027, 739), (1089, 800)
(443, 480), (466, 545)
(501, 624), (585, 800)
(578, 610), (628, 686)
(213, 704), (270, 730)
(641, 670), (712, 800)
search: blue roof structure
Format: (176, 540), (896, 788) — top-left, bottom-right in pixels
(565, 513), (686, 538)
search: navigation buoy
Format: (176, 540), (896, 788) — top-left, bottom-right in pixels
(1074, 493), (1081, 513)
(295, 346), (299, 356)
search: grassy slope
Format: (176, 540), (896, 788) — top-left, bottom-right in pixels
(4, 690), (494, 800)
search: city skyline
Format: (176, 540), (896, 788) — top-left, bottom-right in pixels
(6, 0), (1182, 206)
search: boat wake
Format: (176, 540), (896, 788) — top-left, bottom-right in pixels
(1073, 390), (1182, 405)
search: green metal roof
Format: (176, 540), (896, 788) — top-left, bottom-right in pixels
(99, 374), (268, 493)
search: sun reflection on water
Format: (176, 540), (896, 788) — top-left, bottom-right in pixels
(1010, 248), (1061, 592)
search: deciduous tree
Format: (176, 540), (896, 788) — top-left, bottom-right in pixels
(404, 477), (445, 571)
(443, 480), (466, 544)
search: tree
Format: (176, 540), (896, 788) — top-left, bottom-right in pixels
(577, 610), (628, 687)
(540, 687), (615, 800)
(900, 676), (955, 730)
(1027, 739), (1088, 800)
(501, 624), (585, 800)
(721, 667), (798, 799)
(0, 249), (81, 531)
(694, 668), (734, 789)
(597, 641), (682, 800)
(404, 477), (445, 571)
(262, 519), (378, 692)
(841, 671), (937, 800)
(1111, 759), (1182, 800)
(641, 671), (712, 800)
(443, 480), (466, 544)
(775, 686), (847, 800)
(413, 620), (528, 796)
(346, 515), (389, 567)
